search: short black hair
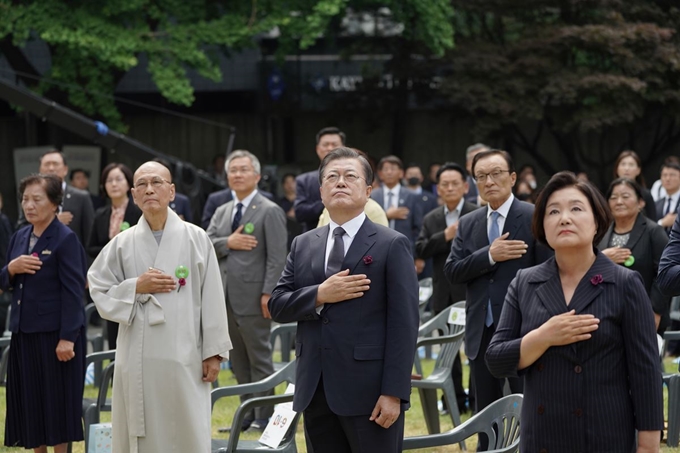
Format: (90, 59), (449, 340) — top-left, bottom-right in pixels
(282, 173), (297, 183)
(316, 127), (346, 146)
(606, 177), (643, 202)
(19, 173), (63, 209)
(405, 162), (422, 172)
(471, 149), (515, 177)
(377, 155), (404, 171)
(101, 163), (134, 198)
(661, 162), (680, 173)
(532, 171), (611, 248)
(436, 162), (468, 183)
(318, 147), (373, 186)
(40, 149), (67, 166)
(70, 168), (90, 180)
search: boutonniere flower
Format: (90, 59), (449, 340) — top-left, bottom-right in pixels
(120, 221), (130, 232)
(31, 252), (38, 258)
(175, 265), (189, 293)
(590, 274), (603, 286)
(363, 255), (373, 265)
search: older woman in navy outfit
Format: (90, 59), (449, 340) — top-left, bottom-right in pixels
(486, 171), (662, 453)
(2, 174), (87, 453)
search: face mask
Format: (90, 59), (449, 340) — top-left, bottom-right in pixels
(528, 180), (537, 190)
(407, 177), (421, 186)
(517, 193), (532, 201)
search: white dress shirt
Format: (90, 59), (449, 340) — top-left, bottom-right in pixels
(444, 198), (465, 227)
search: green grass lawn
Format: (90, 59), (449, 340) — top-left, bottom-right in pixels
(1, 355), (680, 452)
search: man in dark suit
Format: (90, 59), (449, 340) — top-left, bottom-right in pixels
(294, 127), (346, 232)
(18, 150), (95, 247)
(370, 156), (423, 254)
(70, 168), (105, 211)
(269, 147), (419, 452)
(416, 162), (478, 413)
(207, 150), (287, 432)
(655, 162), (680, 231)
(405, 162), (439, 277)
(444, 149), (551, 449)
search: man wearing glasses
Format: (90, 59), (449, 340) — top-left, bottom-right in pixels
(444, 149), (551, 450)
(88, 161), (232, 453)
(269, 147), (419, 452)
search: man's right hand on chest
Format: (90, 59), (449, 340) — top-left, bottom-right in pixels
(316, 269), (371, 306)
(136, 268), (176, 294)
(227, 225), (258, 250)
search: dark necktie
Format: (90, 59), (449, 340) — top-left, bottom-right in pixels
(325, 227), (346, 278)
(231, 202), (243, 232)
(486, 211), (501, 327)
(666, 197), (673, 216)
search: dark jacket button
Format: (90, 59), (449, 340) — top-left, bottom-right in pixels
(539, 449), (548, 453)
(322, 318), (329, 324)
(574, 365), (582, 373)
(574, 408), (583, 417)
(537, 363), (544, 371)
(537, 405), (545, 415)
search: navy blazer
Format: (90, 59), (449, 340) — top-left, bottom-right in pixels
(170, 192), (193, 223)
(444, 198), (552, 360)
(269, 219), (419, 416)
(370, 186), (423, 250)
(598, 213), (670, 333)
(293, 170), (324, 232)
(415, 202), (479, 313)
(201, 188), (275, 229)
(486, 254), (663, 452)
(657, 205), (680, 295)
(0, 217), (87, 342)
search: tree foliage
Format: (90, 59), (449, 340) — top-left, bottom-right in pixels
(0, 0), (453, 129)
(441, 0), (680, 180)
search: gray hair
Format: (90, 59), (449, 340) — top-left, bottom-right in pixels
(225, 150), (261, 175)
(466, 143), (489, 161)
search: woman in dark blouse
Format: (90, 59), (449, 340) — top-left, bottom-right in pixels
(87, 163), (141, 349)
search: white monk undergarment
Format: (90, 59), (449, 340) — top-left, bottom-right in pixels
(88, 208), (231, 453)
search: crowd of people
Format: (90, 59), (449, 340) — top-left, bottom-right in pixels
(0, 128), (679, 452)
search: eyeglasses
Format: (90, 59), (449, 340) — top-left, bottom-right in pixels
(228, 167), (255, 176)
(438, 181), (463, 189)
(323, 172), (366, 185)
(474, 169), (510, 183)
(609, 194), (635, 201)
(105, 177), (126, 185)
(134, 178), (171, 189)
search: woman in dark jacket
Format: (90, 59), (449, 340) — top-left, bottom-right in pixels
(87, 163), (141, 349)
(486, 172), (662, 453)
(2, 174), (88, 451)
(598, 177), (670, 333)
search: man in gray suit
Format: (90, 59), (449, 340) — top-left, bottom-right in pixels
(207, 150), (287, 432)
(18, 150), (95, 246)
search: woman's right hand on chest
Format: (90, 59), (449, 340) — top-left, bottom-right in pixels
(8, 255), (42, 278)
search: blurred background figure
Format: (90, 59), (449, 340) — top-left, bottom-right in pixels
(656, 161), (680, 233)
(463, 143), (490, 205)
(424, 162), (441, 196)
(0, 192), (13, 331)
(277, 173), (302, 250)
(612, 150), (656, 220)
(515, 178), (537, 204)
(207, 153), (227, 185)
(576, 172), (590, 183)
(87, 163), (142, 350)
(2, 174), (88, 452)
(651, 156), (680, 202)
(70, 168), (105, 210)
(598, 178), (670, 334)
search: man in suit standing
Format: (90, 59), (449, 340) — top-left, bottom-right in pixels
(294, 127), (346, 232)
(370, 156), (423, 254)
(463, 143), (490, 205)
(405, 162), (439, 277)
(20, 150), (95, 247)
(269, 147), (419, 452)
(201, 186), (275, 229)
(416, 162), (478, 413)
(656, 162), (680, 231)
(207, 150), (287, 432)
(444, 149), (551, 449)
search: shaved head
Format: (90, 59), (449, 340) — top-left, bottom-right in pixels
(134, 161), (172, 183)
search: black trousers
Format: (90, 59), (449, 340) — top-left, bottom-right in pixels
(303, 378), (405, 453)
(470, 324), (523, 450)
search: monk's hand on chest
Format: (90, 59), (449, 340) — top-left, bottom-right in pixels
(489, 232), (527, 262)
(227, 225), (258, 251)
(136, 268), (176, 294)
(316, 269), (371, 306)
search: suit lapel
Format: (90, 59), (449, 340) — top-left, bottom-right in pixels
(222, 200), (235, 233)
(312, 226), (329, 283)
(503, 199), (523, 240)
(623, 214), (646, 251)
(474, 210), (490, 247)
(31, 217), (59, 255)
(433, 207), (446, 230)
(373, 189), (384, 209)
(599, 224), (614, 250)
(342, 219), (377, 274)
(567, 254), (612, 315)
(239, 193), (262, 229)
(533, 260), (568, 318)
(62, 185), (74, 211)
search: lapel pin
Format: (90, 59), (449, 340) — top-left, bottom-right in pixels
(252, 205), (257, 209)
(41, 250), (51, 255)
(624, 256), (635, 267)
(244, 223), (255, 234)
(66, 193), (71, 199)
(590, 274), (603, 286)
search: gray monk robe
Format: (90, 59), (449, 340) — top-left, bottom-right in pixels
(88, 208), (231, 453)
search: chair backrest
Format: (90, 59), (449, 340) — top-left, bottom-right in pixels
(417, 329), (465, 373)
(418, 306), (453, 338)
(469, 393), (522, 449)
(269, 322), (297, 363)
